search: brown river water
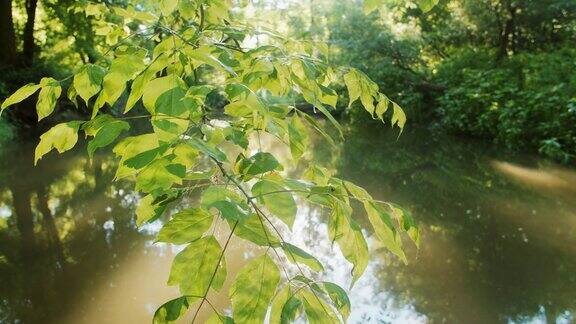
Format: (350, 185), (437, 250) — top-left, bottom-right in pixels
(0, 126), (575, 323)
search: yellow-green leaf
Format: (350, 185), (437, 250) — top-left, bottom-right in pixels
(392, 102), (406, 132)
(232, 214), (280, 247)
(160, 0), (179, 16)
(252, 179), (297, 228)
(157, 208), (213, 244)
(153, 296), (198, 324)
(417, 0), (439, 13)
(329, 200), (369, 285)
(282, 242), (324, 272)
(73, 64), (106, 104)
(37, 78), (62, 121)
(101, 54), (145, 107)
(86, 119), (130, 158)
(1, 83), (40, 111)
(168, 236), (226, 295)
(288, 113), (309, 161)
(230, 255), (280, 324)
(135, 194), (167, 226)
(318, 282), (351, 321)
(299, 289), (339, 324)
(34, 121), (82, 165)
(363, 0), (384, 14)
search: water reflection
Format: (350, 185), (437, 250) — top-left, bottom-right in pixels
(335, 127), (576, 323)
(0, 126), (575, 323)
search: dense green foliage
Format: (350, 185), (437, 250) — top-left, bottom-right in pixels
(436, 48), (576, 163)
(277, 0), (576, 162)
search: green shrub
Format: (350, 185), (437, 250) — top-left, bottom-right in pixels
(435, 47), (576, 162)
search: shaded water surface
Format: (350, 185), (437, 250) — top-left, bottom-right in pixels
(0, 127), (575, 323)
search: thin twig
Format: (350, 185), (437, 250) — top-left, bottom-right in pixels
(191, 220), (239, 324)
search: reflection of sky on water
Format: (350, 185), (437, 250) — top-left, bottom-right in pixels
(287, 204), (426, 323)
(508, 307), (573, 324)
(0, 206), (11, 218)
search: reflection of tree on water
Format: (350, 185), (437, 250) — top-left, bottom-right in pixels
(0, 140), (145, 323)
(314, 125), (576, 323)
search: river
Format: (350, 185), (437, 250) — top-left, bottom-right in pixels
(0, 125), (575, 323)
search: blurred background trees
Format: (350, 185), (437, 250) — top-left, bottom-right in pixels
(1, 0), (575, 162)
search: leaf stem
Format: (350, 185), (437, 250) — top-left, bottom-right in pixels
(191, 220), (239, 324)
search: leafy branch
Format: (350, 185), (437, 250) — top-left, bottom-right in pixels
(0, 1), (420, 323)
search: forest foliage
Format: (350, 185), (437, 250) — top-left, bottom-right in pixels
(277, 0), (576, 162)
(1, 0), (575, 161)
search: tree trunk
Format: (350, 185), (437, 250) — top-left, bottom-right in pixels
(22, 0), (39, 66)
(0, 0), (17, 68)
(37, 186), (66, 266)
(10, 185), (36, 259)
(497, 0), (516, 60)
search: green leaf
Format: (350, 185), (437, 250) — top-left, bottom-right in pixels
(185, 46), (237, 76)
(417, 0), (439, 12)
(392, 102), (407, 133)
(210, 200), (251, 222)
(313, 104), (343, 139)
(344, 70), (361, 108)
(205, 313), (234, 324)
(67, 84), (78, 108)
(102, 54), (145, 107)
(201, 187), (251, 222)
(389, 203), (420, 248)
(125, 54), (170, 112)
(178, 0), (198, 19)
(328, 200), (369, 285)
(318, 282), (351, 321)
(168, 236), (226, 295)
(73, 64), (106, 104)
(136, 159), (186, 193)
(82, 114), (115, 136)
(151, 116), (189, 143)
(86, 120), (130, 159)
(252, 179), (297, 228)
(270, 286), (302, 324)
(172, 143), (199, 169)
(155, 86), (195, 117)
(188, 137), (228, 162)
(135, 194), (167, 226)
(302, 113), (337, 148)
(224, 128), (249, 149)
(224, 100), (254, 117)
(363, 0), (384, 14)
(37, 78), (62, 121)
(366, 202), (407, 262)
(233, 214), (280, 247)
(153, 296), (198, 324)
(236, 152), (282, 177)
(299, 289), (339, 324)
(344, 181), (407, 262)
(319, 85), (338, 108)
(375, 94), (390, 121)
(288, 113), (309, 161)
(201, 186), (243, 206)
(282, 242), (324, 272)
(160, 0), (179, 16)
(1, 83), (40, 112)
(230, 255), (280, 324)
(34, 121), (82, 165)
(114, 134), (161, 179)
(157, 208), (213, 244)
(142, 75), (186, 114)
